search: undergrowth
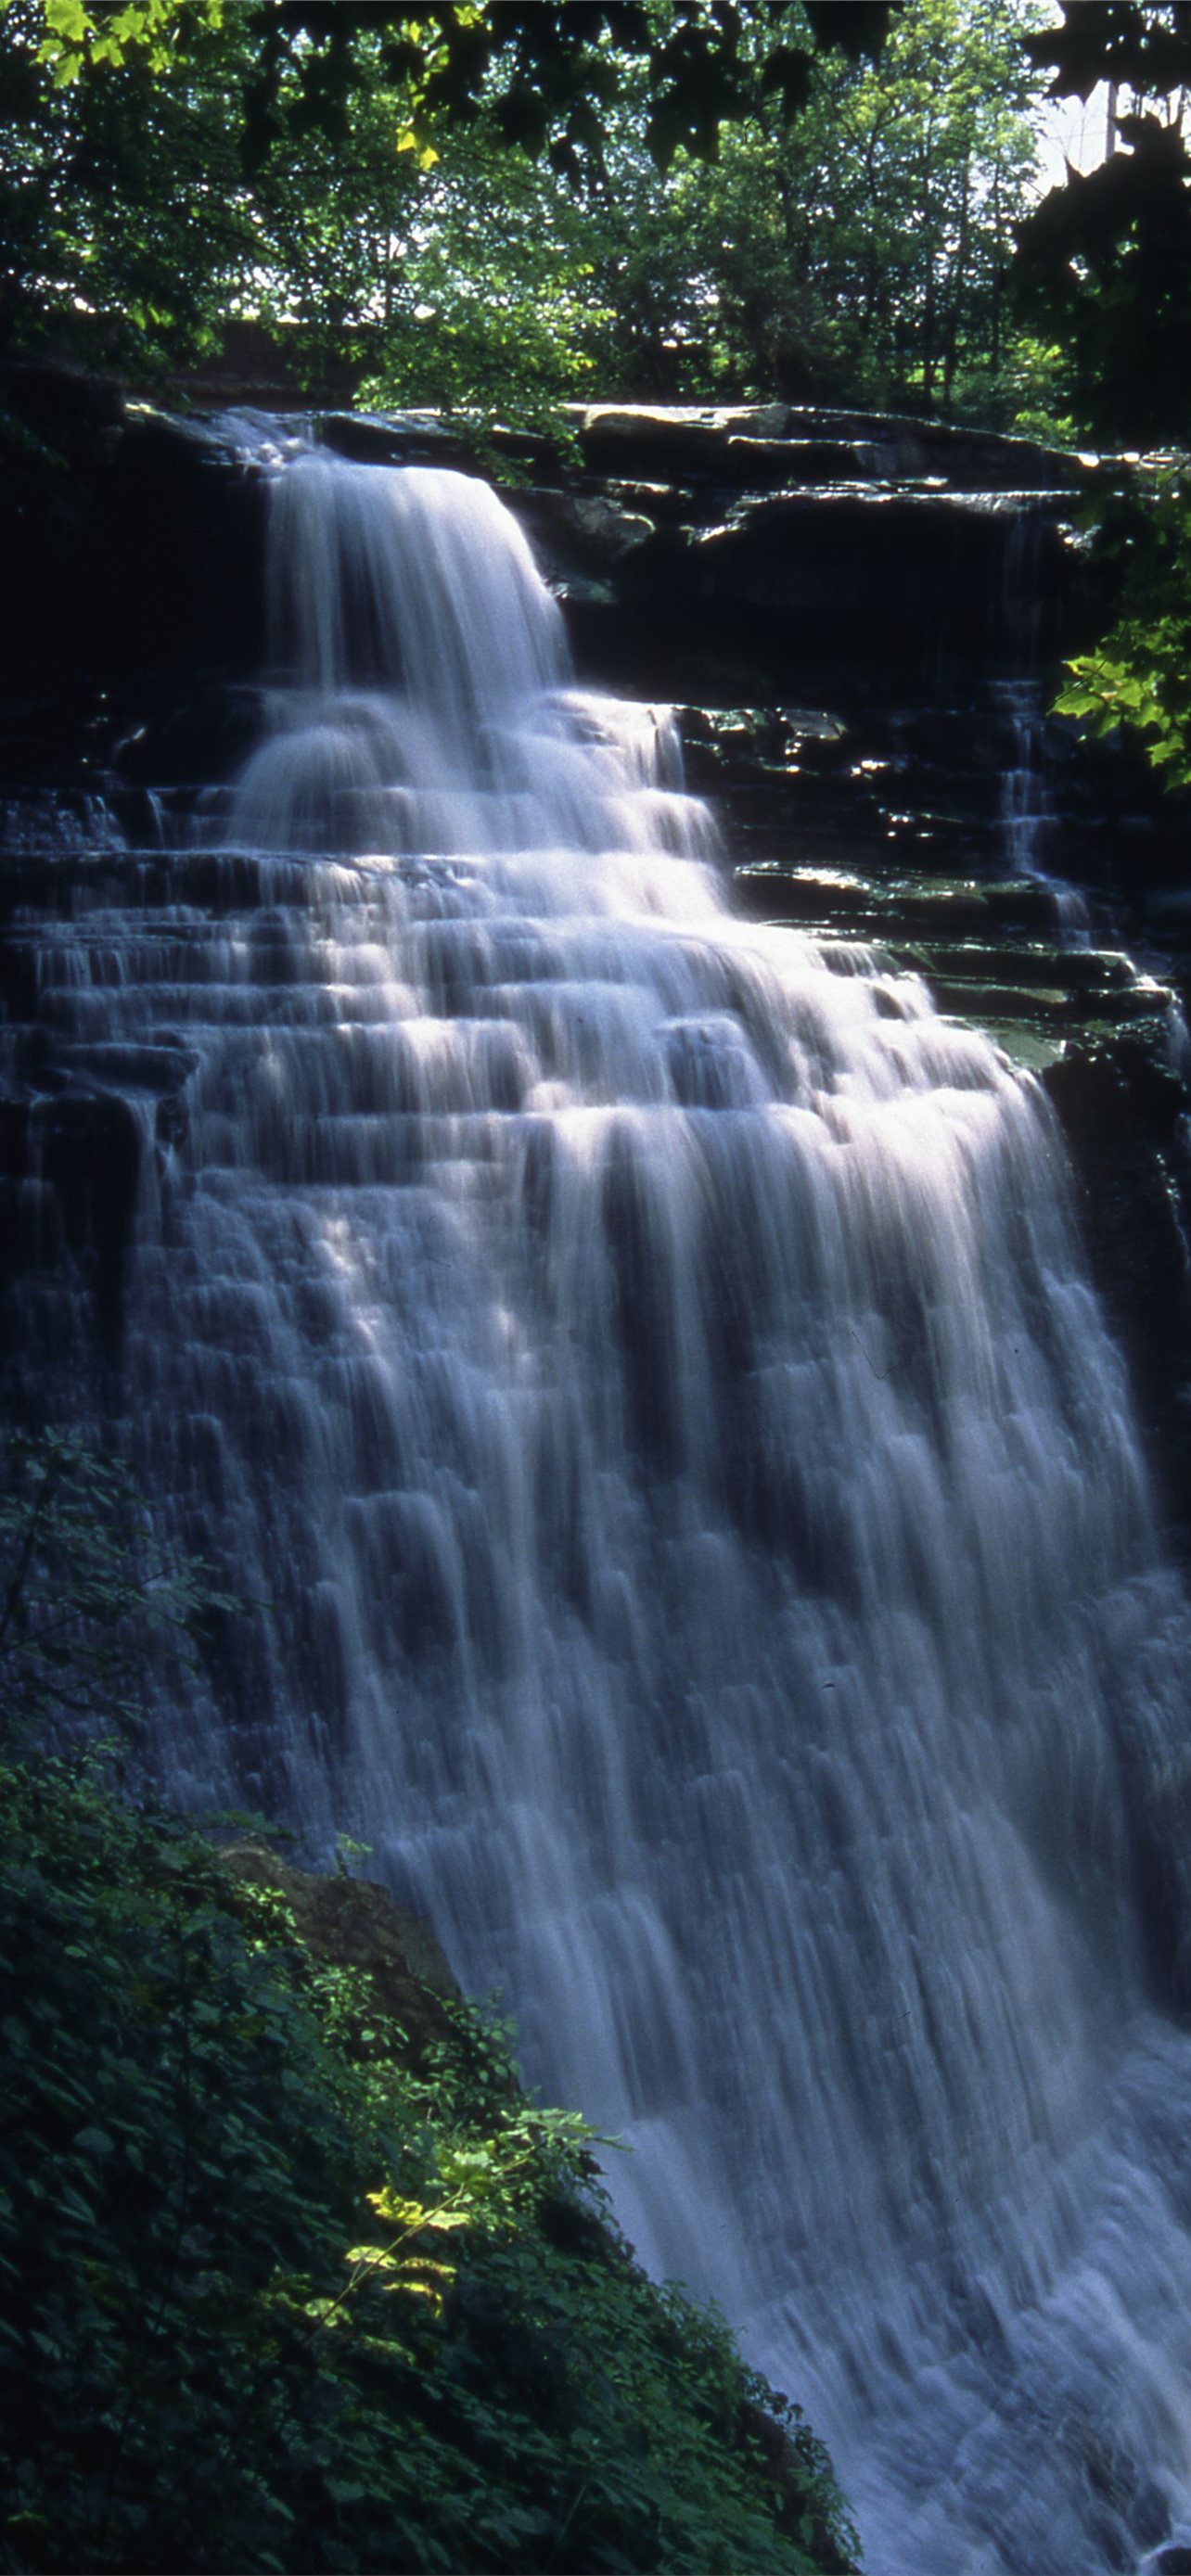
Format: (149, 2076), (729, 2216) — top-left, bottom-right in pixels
(0, 1751), (859, 2574)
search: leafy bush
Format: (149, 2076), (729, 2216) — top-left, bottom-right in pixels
(0, 1753), (859, 2573)
(1055, 465), (1191, 792)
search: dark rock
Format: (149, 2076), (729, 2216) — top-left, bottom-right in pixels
(679, 490), (1073, 658)
(507, 487), (656, 585)
(112, 681), (266, 787)
(734, 862), (1061, 938)
(0, 373), (269, 707)
(319, 408), (478, 471)
(215, 1840), (460, 2058)
(570, 398), (1092, 498)
(574, 402), (787, 479)
(96, 407), (268, 685)
(725, 435), (883, 484)
(10, 1090), (143, 1348)
(565, 492), (656, 559)
(1043, 1025), (1191, 1547)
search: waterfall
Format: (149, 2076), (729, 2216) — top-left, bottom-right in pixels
(993, 673), (1091, 939)
(42, 446), (1191, 2573)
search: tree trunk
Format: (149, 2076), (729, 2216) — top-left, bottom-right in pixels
(942, 159), (970, 412)
(991, 161), (1002, 376)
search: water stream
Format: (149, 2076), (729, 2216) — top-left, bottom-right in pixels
(32, 448), (1191, 2573)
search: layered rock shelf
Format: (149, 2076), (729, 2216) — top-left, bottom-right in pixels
(1, 371), (1189, 1544)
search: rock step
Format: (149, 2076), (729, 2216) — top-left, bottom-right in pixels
(736, 866), (1177, 1061)
(904, 941), (1142, 993)
(926, 976), (1166, 1027)
(568, 403), (1094, 497)
(735, 863), (1061, 936)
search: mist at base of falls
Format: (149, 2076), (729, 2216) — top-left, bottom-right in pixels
(45, 447), (1191, 2573)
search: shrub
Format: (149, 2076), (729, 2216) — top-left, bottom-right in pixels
(0, 1752), (859, 2573)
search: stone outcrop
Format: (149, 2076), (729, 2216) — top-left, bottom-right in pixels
(216, 1840), (461, 2058)
(567, 400), (1097, 495)
(0, 363), (267, 725)
(504, 401), (1100, 698)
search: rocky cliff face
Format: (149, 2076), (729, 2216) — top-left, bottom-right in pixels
(2, 369), (1189, 1544)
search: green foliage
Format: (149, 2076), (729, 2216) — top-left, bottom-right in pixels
(351, 0), (1053, 421)
(0, 1433), (236, 1754)
(5, 0), (1182, 441)
(0, 0), (1048, 426)
(8, 1), (896, 170)
(26, 0), (223, 83)
(353, 117), (616, 442)
(603, 0), (1051, 410)
(1054, 464), (1191, 789)
(0, 0), (260, 370)
(1013, 4), (1191, 447)
(0, 1757), (859, 2573)
(1014, 10), (1191, 793)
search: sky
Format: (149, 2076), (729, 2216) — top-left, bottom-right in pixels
(1032, 83), (1116, 196)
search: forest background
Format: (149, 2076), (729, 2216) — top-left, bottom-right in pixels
(4, 0), (1190, 781)
(0, 0), (1185, 443)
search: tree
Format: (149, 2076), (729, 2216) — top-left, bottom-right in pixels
(10, 2), (898, 172)
(1012, 1), (1191, 446)
(1052, 465), (1191, 788)
(1004, 6), (1191, 794)
(349, 1), (1050, 420)
(616, 0), (1049, 411)
(0, 0), (899, 391)
(0, 0), (262, 368)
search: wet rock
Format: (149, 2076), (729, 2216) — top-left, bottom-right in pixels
(569, 401), (1091, 499)
(97, 407), (268, 683)
(1044, 1026), (1191, 1544)
(574, 402), (785, 478)
(680, 490), (1074, 660)
(10, 1091), (142, 1348)
(507, 487), (656, 586)
(725, 435), (881, 485)
(320, 408), (478, 471)
(113, 681), (265, 788)
(734, 862), (1061, 938)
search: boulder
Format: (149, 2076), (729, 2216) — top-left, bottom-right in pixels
(215, 1839), (461, 2059)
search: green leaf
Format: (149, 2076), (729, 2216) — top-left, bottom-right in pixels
(72, 2125), (116, 2159)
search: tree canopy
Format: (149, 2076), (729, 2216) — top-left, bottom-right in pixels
(4, 0), (1191, 443)
(2, 0), (1065, 428)
(6, 0), (1191, 798)
(1014, 3), (1191, 446)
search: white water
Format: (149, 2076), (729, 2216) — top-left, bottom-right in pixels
(49, 452), (1191, 2570)
(994, 674), (1092, 940)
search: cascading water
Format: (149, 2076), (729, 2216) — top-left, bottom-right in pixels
(993, 673), (1091, 940)
(33, 445), (1191, 2573)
